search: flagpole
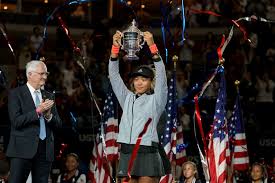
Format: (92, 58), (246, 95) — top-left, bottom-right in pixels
(172, 55), (178, 181)
(159, 54), (179, 183)
(230, 80), (240, 183)
(227, 80), (241, 183)
(172, 55), (178, 71)
(234, 80), (240, 91)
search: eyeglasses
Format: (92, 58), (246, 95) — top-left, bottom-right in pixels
(32, 71), (50, 76)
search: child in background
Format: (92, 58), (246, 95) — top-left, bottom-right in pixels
(250, 162), (268, 183)
(179, 161), (201, 183)
(57, 153), (86, 183)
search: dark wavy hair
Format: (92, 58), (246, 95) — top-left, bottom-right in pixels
(249, 162), (268, 182)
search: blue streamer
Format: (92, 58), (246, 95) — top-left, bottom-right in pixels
(70, 112), (77, 123)
(35, 6), (61, 60)
(160, 1), (175, 63)
(217, 65), (224, 73)
(161, 22), (169, 64)
(177, 65), (225, 106)
(165, 48), (168, 64)
(66, 0), (93, 6)
(35, 0), (94, 59)
(180, 0), (185, 44)
(165, 13), (174, 48)
(176, 143), (188, 153)
(163, 11), (174, 47)
(177, 83), (201, 105)
(161, 22), (166, 50)
(70, 112), (78, 132)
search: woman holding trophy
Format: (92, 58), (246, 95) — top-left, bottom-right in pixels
(109, 28), (168, 183)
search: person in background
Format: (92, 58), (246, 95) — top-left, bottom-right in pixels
(0, 158), (9, 183)
(57, 153), (86, 183)
(270, 157), (275, 183)
(6, 60), (62, 183)
(29, 26), (44, 60)
(179, 161), (201, 183)
(250, 162), (268, 183)
(109, 31), (168, 183)
(255, 72), (275, 132)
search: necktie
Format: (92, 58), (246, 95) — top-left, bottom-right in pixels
(34, 90), (46, 140)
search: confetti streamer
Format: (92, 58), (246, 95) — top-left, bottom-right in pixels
(35, 6), (61, 60)
(180, 0), (185, 44)
(66, 0), (93, 6)
(56, 15), (87, 72)
(176, 143), (188, 153)
(0, 27), (16, 60)
(35, 0), (94, 59)
(56, 143), (68, 159)
(126, 118), (152, 181)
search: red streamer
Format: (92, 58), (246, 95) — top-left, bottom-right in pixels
(188, 9), (248, 41)
(194, 95), (207, 154)
(56, 143), (68, 160)
(231, 20), (248, 41)
(56, 16), (80, 53)
(124, 118), (152, 182)
(189, 9), (222, 17)
(217, 34), (226, 62)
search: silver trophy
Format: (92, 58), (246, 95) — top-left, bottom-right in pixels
(120, 19), (144, 60)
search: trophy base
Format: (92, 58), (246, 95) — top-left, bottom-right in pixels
(124, 49), (140, 61)
(125, 55), (140, 61)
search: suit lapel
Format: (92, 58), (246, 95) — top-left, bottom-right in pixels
(22, 84), (36, 109)
(41, 90), (54, 100)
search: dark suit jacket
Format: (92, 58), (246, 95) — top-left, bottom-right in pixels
(6, 84), (62, 162)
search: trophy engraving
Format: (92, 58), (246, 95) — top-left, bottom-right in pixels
(121, 19), (144, 60)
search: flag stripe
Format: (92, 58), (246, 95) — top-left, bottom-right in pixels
(233, 163), (249, 170)
(234, 152), (249, 158)
(105, 133), (118, 142)
(228, 90), (249, 172)
(233, 157), (249, 164)
(160, 71), (186, 183)
(208, 70), (228, 183)
(233, 146), (248, 153)
(88, 88), (118, 183)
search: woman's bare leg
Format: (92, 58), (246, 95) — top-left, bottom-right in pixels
(121, 177), (138, 183)
(138, 176), (159, 183)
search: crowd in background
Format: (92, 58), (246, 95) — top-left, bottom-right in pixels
(0, 0), (275, 182)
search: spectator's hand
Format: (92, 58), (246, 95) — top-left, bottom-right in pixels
(143, 31), (154, 47)
(37, 99), (54, 113)
(44, 107), (52, 119)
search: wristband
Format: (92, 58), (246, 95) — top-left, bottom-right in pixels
(149, 44), (158, 54)
(110, 57), (118, 61)
(111, 45), (120, 54)
(36, 108), (42, 116)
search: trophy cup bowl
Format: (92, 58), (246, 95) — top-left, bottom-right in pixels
(120, 19), (144, 60)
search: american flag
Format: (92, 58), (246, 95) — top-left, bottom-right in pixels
(160, 71), (177, 183)
(88, 135), (113, 183)
(87, 89), (118, 183)
(208, 70), (228, 183)
(102, 89), (119, 163)
(228, 92), (249, 171)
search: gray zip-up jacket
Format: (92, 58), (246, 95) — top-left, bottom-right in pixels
(109, 57), (167, 146)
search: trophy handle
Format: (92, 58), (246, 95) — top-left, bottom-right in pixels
(118, 31), (123, 49)
(139, 32), (145, 49)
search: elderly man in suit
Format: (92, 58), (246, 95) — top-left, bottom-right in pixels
(6, 60), (62, 183)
